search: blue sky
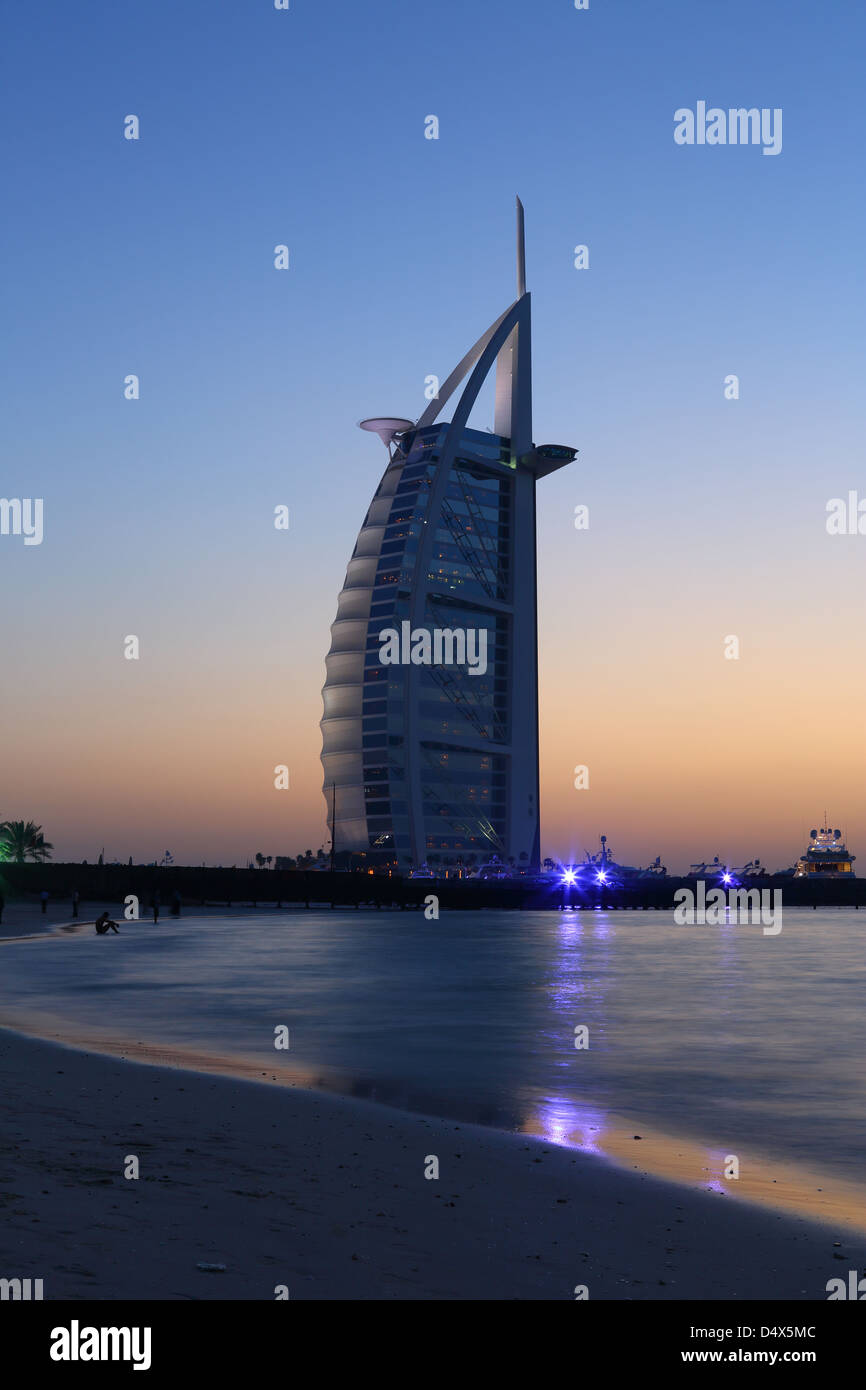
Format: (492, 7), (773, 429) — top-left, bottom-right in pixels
(2, 0), (865, 867)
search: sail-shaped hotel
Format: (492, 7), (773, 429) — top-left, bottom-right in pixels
(320, 201), (576, 872)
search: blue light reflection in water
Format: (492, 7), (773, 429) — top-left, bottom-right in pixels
(2, 907), (864, 1183)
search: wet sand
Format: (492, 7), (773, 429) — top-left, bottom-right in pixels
(0, 1025), (863, 1300)
(5, 979), (866, 1242)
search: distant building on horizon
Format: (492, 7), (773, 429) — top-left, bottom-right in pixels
(320, 201), (576, 871)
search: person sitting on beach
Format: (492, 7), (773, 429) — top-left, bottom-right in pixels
(94, 912), (119, 935)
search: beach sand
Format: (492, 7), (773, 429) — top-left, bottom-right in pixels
(1, 1026), (863, 1300)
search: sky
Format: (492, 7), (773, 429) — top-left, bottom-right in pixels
(1, 0), (864, 871)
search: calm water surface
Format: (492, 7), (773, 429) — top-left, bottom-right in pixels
(3, 908), (864, 1181)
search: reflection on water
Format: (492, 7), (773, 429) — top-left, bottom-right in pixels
(2, 907), (865, 1206)
(531, 1095), (609, 1156)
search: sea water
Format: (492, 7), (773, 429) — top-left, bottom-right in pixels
(2, 907), (864, 1183)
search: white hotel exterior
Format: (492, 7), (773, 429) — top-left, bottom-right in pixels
(320, 202), (575, 871)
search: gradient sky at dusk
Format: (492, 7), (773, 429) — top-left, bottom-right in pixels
(2, 0), (865, 870)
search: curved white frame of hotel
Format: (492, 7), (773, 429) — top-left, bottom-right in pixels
(320, 201), (574, 870)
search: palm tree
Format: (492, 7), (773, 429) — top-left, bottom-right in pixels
(0, 820), (54, 863)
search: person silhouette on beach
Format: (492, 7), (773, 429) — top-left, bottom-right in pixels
(71, 889), (80, 918)
(40, 890), (49, 914)
(94, 912), (119, 935)
(150, 891), (160, 924)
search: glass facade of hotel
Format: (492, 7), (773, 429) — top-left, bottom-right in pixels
(322, 425), (519, 868)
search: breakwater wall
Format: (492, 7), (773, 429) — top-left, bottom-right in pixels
(1, 863), (863, 911)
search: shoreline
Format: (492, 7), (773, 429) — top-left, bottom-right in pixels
(3, 1000), (866, 1242)
(2, 1024), (865, 1299)
(4, 912), (866, 1247)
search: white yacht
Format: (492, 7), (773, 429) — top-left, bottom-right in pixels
(794, 826), (856, 878)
